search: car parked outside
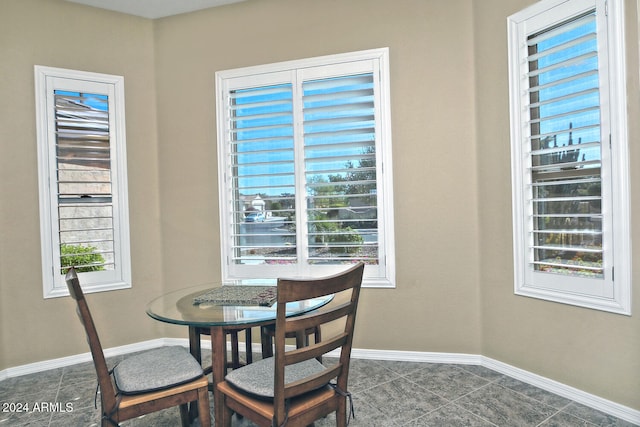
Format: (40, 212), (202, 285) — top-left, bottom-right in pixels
(245, 212), (265, 222)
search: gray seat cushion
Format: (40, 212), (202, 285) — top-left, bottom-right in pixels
(224, 356), (326, 399)
(113, 346), (204, 395)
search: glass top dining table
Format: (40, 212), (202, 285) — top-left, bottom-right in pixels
(146, 281), (334, 327)
(145, 281), (334, 425)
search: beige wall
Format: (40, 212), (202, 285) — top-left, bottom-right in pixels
(0, 0), (165, 367)
(0, 0), (637, 412)
(153, 0), (482, 355)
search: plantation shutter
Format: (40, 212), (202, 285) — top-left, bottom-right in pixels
(525, 10), (605, 279)
(302, 73), (379, 264)
(55, 91), (115, 272)
(227, 83), (297, 265)
(509, 0), (630, 313)
(218, 49), (394, 285)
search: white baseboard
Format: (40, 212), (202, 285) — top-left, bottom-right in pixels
(480, 356), (640, 425)
(1, 340), (638, 425)
(0, 339), (168, 380)
(349, 347), (482, 364)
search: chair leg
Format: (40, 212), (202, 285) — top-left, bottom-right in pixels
(295, 330), (306, 349)
(100, 402), (114, 427)
(179, 403), (190, 427)
(230, 331), (240, 369)
(261, 325), (274, 358)
(245, 328), (253, 364)
(336, 396), (347, 427)
(220, 395), (233, 427)
(197, 388), (211, 427)
(314, 326), (322, 363)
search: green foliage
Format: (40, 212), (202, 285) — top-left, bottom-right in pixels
(329, 227), (364, 255)
(312, 221), (364, 255)
(268, 201), (282, 211)
(60, 244), (105, 273)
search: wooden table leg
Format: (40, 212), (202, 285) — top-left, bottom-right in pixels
(211, 326), (227, 426)
(189, 326), (201, 363)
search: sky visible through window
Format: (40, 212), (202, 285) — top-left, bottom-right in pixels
(233, 83), (295, 197)
(533, 11), (600, 163)
(232, 74), (376, 198)
(55, 91), (108, 111)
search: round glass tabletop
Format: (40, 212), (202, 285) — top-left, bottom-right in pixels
(146, 282), (333, 327)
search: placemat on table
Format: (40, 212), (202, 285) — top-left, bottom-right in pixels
(193, 286), (277, 306)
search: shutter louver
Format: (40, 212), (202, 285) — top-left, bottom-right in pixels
(526, 10), (604, 279)
(228, 84), (297, 265)
(303, 73), (378, 264)
(55, 91), (115, 273)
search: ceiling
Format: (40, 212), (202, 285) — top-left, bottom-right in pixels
(64, 0), (246, 19)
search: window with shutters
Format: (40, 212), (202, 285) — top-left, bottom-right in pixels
(35, 66), (131, 298)
(507, 0), (630, 314)
(215, 48), (395, 287)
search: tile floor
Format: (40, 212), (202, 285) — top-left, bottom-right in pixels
(0, 351), (637, 427)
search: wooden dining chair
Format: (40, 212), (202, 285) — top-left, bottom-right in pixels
(65, 268), (211, 427)
(217, 262), (365, 427)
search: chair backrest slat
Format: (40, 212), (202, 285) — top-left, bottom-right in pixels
(277, 264), (364, 302)
(284, 302), (352, 335)
(65, 268), (118, 413)
(284, 333), (348, 366)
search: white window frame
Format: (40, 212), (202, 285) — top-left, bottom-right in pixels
(35, 66), (132, 298)
(215, 48), (395, 287)
(507, 0), (631, 314)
